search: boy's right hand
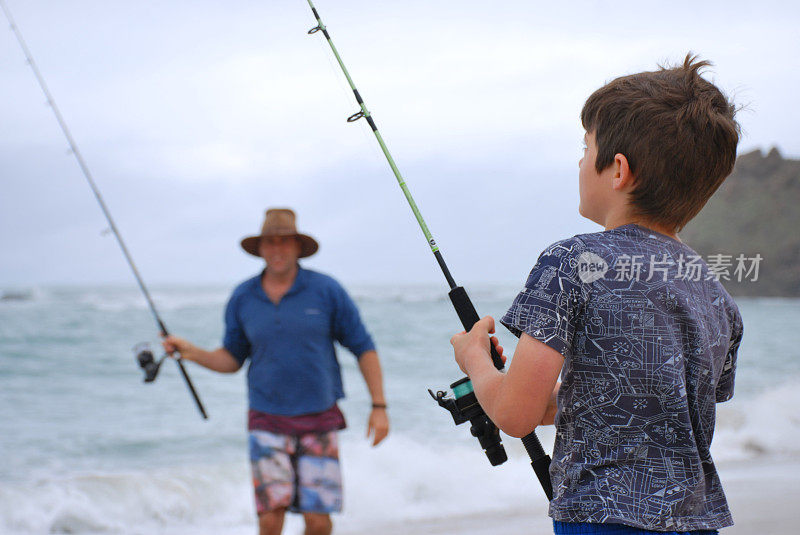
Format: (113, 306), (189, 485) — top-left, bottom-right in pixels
(490, 336), (507, 368)
(451, 316), (506, 375)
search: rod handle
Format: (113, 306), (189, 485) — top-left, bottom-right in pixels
(448, 286), (504, 370)
(175, 357), (208, 419)
(163, 330), (209, 420)
(522, 431), (554, 500)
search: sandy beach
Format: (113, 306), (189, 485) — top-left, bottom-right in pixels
(337, 459), (800, 535)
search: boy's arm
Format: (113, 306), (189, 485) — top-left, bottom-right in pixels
(539, 382), (561, 426)
(451, 316), (563, 438)
(716, 309), (743, 403)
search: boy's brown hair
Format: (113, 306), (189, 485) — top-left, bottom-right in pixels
(580, 54), (739, 232)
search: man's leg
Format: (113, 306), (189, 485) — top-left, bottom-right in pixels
(302, 513), (332, 535)
(259, 508), (287, 535)
(250, 430), (296, 535)
(295, 431), (342, 530)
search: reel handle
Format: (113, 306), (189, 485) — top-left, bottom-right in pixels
(448, 286), (504, 370)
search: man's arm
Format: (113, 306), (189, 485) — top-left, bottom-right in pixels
(358, 350), (389, 446)
(451, 316), (564, 438)
(163, 336), (242, 373)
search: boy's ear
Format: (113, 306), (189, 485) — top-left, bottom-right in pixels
(611, 153), (636, 191)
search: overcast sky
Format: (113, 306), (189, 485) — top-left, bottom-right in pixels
(1, 0), (798, 288)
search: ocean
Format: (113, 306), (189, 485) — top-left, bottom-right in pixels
(1, 284), (799, 534)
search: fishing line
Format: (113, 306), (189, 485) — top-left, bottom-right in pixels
(303, 0), (553, 499)
(1, 0), (208, 420)
(310, 28), (385, 166)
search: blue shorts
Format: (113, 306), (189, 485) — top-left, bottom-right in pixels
(553, 521), (719, 534)
(249, 429), (342, 515)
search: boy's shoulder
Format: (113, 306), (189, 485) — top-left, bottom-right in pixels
(540, 225), (742, 321)
(536, 224), (665, 262)
(539, 224), (701, 274)
(531, 226), (649, 282)
(569, 223), (686, 252)
(525, 231), (624, 289)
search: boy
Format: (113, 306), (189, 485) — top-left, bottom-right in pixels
(451, 55), (743, 534)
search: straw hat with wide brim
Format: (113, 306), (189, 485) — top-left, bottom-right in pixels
(240, 208), (319, 258)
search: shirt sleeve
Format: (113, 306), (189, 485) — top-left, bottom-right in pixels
(716, 306), (743, 403)
(222, 293), (251, 366)
(331, 281), (376, 358)
(500, 237), (590, 358)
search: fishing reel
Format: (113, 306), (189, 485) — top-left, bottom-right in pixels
(429, 377), (508, 466)
(134, 342), (167, 383)
(133, 341), (208, 418)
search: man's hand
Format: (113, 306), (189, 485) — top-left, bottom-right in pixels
(162, 335), (197, 361)
(367, 407), (389, 447)
(450, 316), (505, 375)
(357, 350), (389, 446)
(160, 337), (240, 373)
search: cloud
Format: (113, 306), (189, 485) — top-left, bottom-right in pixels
(1, 0), (797, 285)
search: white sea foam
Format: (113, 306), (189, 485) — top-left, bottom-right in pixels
(0, 464), (254, 535)
(713, 381), (800, 462)
(0, 436), (549, 535)
(2, 404), (795, 535)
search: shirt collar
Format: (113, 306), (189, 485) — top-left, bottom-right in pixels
(620, 223), (684, 246)
(252, 264), (307, 301)
(286, 265), (308, 296)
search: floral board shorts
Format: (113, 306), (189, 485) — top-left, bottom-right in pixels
(249, 429), (342, 514)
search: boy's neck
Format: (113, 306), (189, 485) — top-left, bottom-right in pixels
(602, 211), (681, 242)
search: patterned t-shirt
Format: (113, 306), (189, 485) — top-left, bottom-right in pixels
(500, 223), (743, 531)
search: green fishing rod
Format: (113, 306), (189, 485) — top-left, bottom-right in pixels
(304, 0), (552, 499)
(1, 0), (207, 420)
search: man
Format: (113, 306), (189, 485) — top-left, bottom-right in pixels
(163, 208), (389, 535)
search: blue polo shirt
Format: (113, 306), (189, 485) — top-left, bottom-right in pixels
(223, 266), (375, 416)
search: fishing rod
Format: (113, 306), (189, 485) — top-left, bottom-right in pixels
(304, 0), (552, 499)
(1, 0), (208, 420)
